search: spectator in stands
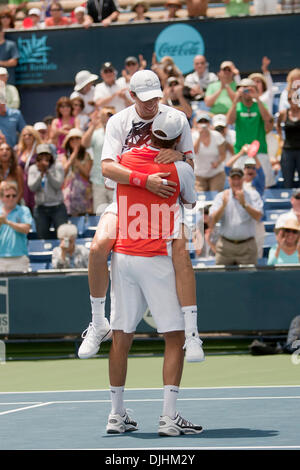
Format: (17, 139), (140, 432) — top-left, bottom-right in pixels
(94, 62), (132, 113)
(275, 188), (300, 230)
(276, 91), (300, 188)
(279, 68), (300, 112)
(34, 121), (49, 143)
(152, 54), (184, 89)
(227, 78), (275, 187)
(186, 0), (208, 17)
(224, 0), (250, 16)
(253, 0), (278, 14)
(249, 56), (274, 114)
(192, 111), (226, 192)
(0, 142), (23, 202)
(268, 218), (300, 265)
(71, 5), (93, 27)
(44, 1), (71, 27)
(161, 76), (193, 119)
(0, 24), (19, 85)
(52, 223), (89, 269)
(50, 96), (78, 159)
(184, 55), (218, 108)
(160, 0), (182, 19)
(0, 66), (20, 109)
(192, 204), (219, 258)
(82, 107), (115, 214)
(0, 181), (32, 272)
(0, 91), (25, 147)
(27, 143), (67, 239)
(22, 8), (43, 29)
(0, 7), (15, 30)
(116, 56), (145, 105)
(70, 70), (98, 117)
(212, 113), (235, 164)
(86, 0), (120, 27)
(14, 10), (26, 29)
(61, 128), (93, 216)
(281, 0), (300, 13)
(129, 1), (151, 22)
(209, 167), (263, 266)
(71, 96), (90, 131)
(204, 61), (238, 115)
(17, 125), (42, 212)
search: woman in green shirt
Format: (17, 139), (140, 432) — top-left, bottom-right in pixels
(268, 219), (300, 265)
(224, 0), (251, 16)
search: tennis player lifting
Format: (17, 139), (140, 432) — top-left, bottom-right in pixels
(78, 70), (204, 363)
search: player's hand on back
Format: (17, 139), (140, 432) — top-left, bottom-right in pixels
(146, 172), (177, 199)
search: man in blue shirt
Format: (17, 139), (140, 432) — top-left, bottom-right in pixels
(0, 181), (32, 272)
(0, 91), (26, 146)
(0, 24), (19, 85)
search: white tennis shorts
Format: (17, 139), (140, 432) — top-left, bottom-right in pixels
(110, 252), (185, 333)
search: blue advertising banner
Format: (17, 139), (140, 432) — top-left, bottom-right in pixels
(6, 13), (300, 87)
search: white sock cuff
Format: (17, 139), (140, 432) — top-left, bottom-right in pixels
(182, 305), (197, 314)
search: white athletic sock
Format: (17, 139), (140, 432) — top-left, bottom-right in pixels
(110, 385), (126, 416)
(90, 296), (107, 329)
(162, 385), (179, 419)
(182, 305), (198, 336)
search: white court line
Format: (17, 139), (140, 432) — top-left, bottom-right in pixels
(0, 402), (52, 416)
(0, 385), (300, 395)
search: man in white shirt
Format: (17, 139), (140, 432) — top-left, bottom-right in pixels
(94, 62), (132, 113)
(210, 167), (263, 265)
(184, 55), (218, 102)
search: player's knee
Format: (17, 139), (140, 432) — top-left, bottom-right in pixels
(172, 239), (192, 270)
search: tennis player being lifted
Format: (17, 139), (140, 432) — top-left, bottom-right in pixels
(78, 70), (204, 363)
(105, 109), (203, 435)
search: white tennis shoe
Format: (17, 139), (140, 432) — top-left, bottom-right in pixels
(106, 411), (138, 434)
(78, 319), (112, 359)
(184, 332), (205, 363)
(158, 412), (203, 436)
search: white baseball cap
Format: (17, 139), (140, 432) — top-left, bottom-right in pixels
(29, 8), (41, 16)
(74, 6), (86, 14)
(152, 110), (185, 140)
(0, 67), (8, 76)
(130, 70), (163, 102)
(34, 122), (47, 132)
(212, 114), (227, 128)
(244, 157), (256, 167)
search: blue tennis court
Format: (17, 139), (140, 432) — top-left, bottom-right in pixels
(1, 386), (300, 450)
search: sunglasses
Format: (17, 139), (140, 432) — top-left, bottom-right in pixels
(23, 134), (33, 137)
(0, 15), (11, 19)
(126, 62), (137, 66)
(4, 194), (17, 199)
(283, 229), (298, 234)
(60, 104), (71, 108)
(50, 8), (61, 11)
(222, 67), (232, 72)
(103, 69), (114, 74)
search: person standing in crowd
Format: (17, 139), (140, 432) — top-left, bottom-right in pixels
(161, 76), (193, 119)
(0, 24), (19, 85)
(160, 0), (182, 19)
(94, 62), (132, 113)
(0, 142), (23, 203)
(212, 113), (235, 164)
(186, 0), (208, 17)
(44, 1), (72, 27)
(227, 78), (275, 187)
(61, 128), (93, 217)
(0, 7), (15, 30)
(50, 96), (78, 159)
(184, 55), (218, 107)
(17, 125), (42, 212)
(0, 91), (25, 148)
(129, 1), (151, 22)
(106, 110), (203, 435)
(209, 167), (263, 266)
(116, 55), (146, 104)
(276, 91), (300, 188)
(0, 66), (20, 109)
(268, 218), (300, 265)
(82, 107), (115, 215)
(279, 68), (300, 112)
(0, 181), (32, 272)
(86, 0), (120, 26)
(192, 111), (226, 192)
(27, 143), (67, 239)
(204, 61), (238, 115)
(253, 0), (278, 14)
(71, 96), (90, 132)
(52, 223), (89, 269)
(22, 8), (43, 29)
(248, 56), (274, 115)
(70, 70), (98, 118)
(224, 0), (250, 16)
(78, 70), (203, 365)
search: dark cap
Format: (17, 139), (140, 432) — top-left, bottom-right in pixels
(125, 56), (138, 65)
(229, 167), (244, 178)
(101, 62), (115, 72)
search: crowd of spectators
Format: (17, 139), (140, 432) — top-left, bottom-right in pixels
(0, 3), (300, 272)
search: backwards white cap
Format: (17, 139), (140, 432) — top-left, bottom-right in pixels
(152, 110), (185, 140)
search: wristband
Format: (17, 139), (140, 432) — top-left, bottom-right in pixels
(129, 171), (148, 188)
